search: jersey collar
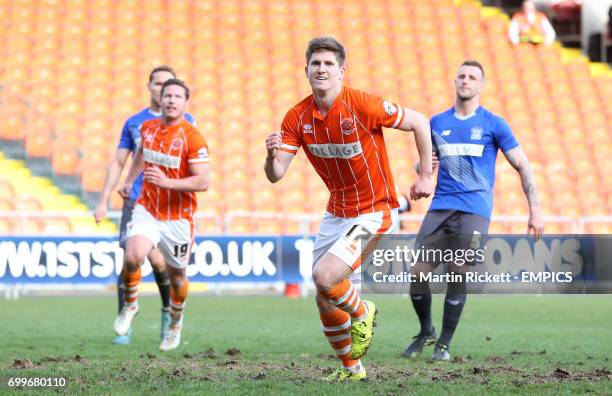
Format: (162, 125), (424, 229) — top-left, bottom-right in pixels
(148, 108), (162, 117)
(453, 106), (480, 121)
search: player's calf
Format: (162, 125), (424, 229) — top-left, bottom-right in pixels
(113, 266), (141, 336)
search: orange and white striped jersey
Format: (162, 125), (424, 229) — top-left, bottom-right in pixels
(280, 86), (402, 218)
(136, 118), (209, 221)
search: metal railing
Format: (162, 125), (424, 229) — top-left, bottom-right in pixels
(0, 211), (608, 235)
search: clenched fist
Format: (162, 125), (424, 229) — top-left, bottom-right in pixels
(265, 131), (282, 158)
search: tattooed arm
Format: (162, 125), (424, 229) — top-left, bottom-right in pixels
(503, 146), (544, 239)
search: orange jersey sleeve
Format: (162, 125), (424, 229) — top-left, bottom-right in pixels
(186, 128), (209, 165)
(279, 108), (301, 155)
(354, 90), (405, 132)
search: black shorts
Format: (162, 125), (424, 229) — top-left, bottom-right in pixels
(118, 198), (136, 249)
(415, 210), (489, 268)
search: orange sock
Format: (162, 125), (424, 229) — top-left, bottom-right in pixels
(320, 308), (360, 369)
(170, 278), (189, 325)
(324, 279), (368, 321)
(122, 266), (141, 306)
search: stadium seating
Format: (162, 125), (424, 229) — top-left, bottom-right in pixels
(0, 0), (610, 234)
(0, 153), (115, 235)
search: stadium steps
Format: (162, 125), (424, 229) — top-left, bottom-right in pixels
(0, 151), (116, 235)
(0, 137), (85, 200)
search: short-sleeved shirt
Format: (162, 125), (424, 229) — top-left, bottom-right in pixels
(136, 118), (209, 221)
(279, 86), (402, 218)
(117, 108), (196, 201)
(429, 106), (519, 219)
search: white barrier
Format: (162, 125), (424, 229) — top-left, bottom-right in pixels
(0, 211), (608, 235)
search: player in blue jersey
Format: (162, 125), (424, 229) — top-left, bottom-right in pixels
(94, 65), (196, 345)
(403, 60), (544, 361)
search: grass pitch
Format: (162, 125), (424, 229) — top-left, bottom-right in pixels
(1, 294), (611, 395)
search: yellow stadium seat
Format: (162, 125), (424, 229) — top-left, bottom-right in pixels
(43, 218), (73, 235)
(15, 197), (43, 212)
(0, 197), (13, 212)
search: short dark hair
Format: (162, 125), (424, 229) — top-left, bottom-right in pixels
(460, 60), (485, 79)
(161, 78), (190, 100)
(306, 36), (346, 66)
(149, 65), (176, 82)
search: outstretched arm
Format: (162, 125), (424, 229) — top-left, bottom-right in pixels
(503, 146), (544, 239)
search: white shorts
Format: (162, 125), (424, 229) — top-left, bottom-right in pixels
(126, 204), (194, 269)
(313, 208), (399, 272)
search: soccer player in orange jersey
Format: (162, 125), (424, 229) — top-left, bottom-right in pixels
(94, 65), (197, 346)
(264, 37), (435, 381)
(113, 79), (210, 351)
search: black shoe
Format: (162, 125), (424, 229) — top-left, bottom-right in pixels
(402, 328), (437, 358)
(431, 342), (450, 361)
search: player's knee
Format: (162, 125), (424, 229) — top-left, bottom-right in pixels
(312, 269), (335, 293)
(124, 249), (145, 270)
(167, 270), (185, 289)
(170, 277), (183, 291)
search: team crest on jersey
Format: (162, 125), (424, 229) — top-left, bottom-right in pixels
(383, 100), (397, 116)
(197, 147), (209, 159)
(341, 118), (355, 135)
(303, 123), (313, 134)
(171, 138), (183, 149)
(470, 126), (483, 140)
(145, 134), (154, 143)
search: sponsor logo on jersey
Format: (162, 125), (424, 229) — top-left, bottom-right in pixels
(303, 123), (313, 134)
(383, 100), (397, 116)
(340, 118), (355, 135)
(438, 143), (484, 157)
(470, 126), (483, 140)
(144, 148), (181, 169)
(441, 130), (452, 136)
(306, 142), (363, 159)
